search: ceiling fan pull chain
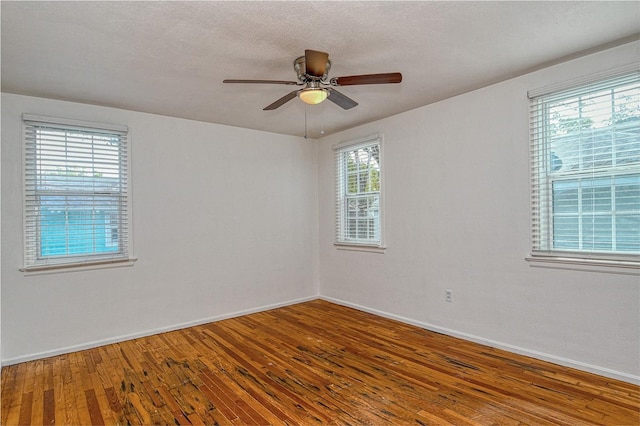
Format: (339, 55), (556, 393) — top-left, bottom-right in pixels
(304, 104), (308, 139)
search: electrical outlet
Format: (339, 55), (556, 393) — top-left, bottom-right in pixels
(445, 290), (453, 303)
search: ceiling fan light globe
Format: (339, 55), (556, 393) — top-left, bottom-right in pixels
(299, 88), (328, 105)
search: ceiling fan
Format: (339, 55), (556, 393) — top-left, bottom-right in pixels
(223, 49), (402, 111)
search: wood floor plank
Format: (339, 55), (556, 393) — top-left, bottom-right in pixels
(17, 391), (33, 426)
(42, 388), (55, 426)
(1, 362), (23, 425)
(1, 364), (18, 423)
(89, 372), (117, 425)
(84, 389), (105, 426)
(51, 358), (66, 426)
(1, 299), (638, 425)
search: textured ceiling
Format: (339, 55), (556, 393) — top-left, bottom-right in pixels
(2, 1), (639, 139)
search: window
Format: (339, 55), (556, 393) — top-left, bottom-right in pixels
(23, 114), (131, 271)
(334, 135), (384, 248)
(529, 69), (640, 266)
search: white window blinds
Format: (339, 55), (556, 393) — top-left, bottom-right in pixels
(334, 135), (383, 247)
(23, 114), (130, 270)
(529, 69), (640, 262)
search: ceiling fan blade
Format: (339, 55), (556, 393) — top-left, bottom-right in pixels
(224, 79), (299, 85)
(331, 72), (402, 86)
(327, 88), (358, 110)
(305, 49), (329, 77)
(263, 90), (299, 110)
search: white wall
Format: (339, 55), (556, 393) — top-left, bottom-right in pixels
(317, 41), (640, 383)
(1, 94), (319, 363)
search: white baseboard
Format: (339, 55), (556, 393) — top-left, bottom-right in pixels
(1, 295), (318, 366)
(321, 296), (640, 385)
(5, 294), (638, 386)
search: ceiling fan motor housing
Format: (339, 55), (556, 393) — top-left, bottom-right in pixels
(294, 56), (331, 83)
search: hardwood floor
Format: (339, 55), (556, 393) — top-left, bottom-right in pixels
(2, 299), (639, 425)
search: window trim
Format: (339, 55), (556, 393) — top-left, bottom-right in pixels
(20, 258), (137, 276)
(527, 66), (640, 270)
(333, 134), (386, 252)
(525, 253), (640, 276)
(21, 114), (135, 273)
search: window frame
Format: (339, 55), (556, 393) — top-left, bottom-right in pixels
(527, 66), (640, 271)
(333, 134), (385, 252)
(21, 114), (135, 273)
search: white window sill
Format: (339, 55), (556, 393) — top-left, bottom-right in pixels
(526, 255), (639, 275)
(334, 243), (386, 254)
(21, 258), (137, 276)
